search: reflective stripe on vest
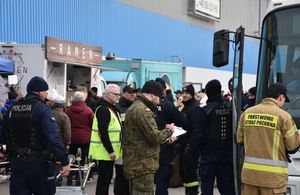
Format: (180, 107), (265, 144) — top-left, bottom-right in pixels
(183, 181), (199, 187)
(243, 156), (288, 174)
(89, 106), (122, 160)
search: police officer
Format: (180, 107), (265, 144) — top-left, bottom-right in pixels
(189, 79), (235, 195)
(1, 76), (70, 195)
(116, 85), (138, 124)
(115, 85), (138, 195)
(154, 78), (188, 195)
(237, 83), (300, 194)
(180, 84), (200, 195)
(123, 80), (175, 195)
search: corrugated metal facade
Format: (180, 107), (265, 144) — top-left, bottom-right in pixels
(0, 0), (118, 44)
(121, 0), (271, 36)
(0, 0), (259, 74)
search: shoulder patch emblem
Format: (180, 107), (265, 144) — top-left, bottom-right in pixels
(145, 108), (151, 112)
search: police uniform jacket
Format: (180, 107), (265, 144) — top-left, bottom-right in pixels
(237, 98), (300, 188)
(3, 92), (69, 166)
(123, 94), (172, 179)
(180, 98), (199, 145)
(189, 94), (232, 155)
(156, 97), (189, 161)
(156, 97), (188, 132)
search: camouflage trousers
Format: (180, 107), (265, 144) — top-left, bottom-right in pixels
(129, 174), (154, 195)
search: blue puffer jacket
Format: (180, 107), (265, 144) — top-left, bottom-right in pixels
(0, 99), (17, 136)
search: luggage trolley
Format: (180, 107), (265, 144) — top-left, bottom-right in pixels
(0, 145), (10, 183)
(0, 161), (10, 184)
(56, 149), (95, 195)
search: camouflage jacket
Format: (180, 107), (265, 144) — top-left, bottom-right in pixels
(123, 94), (173, 179)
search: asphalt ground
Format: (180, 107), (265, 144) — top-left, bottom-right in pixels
(0, 175), (221, 195)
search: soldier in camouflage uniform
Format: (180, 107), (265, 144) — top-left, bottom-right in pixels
(123, 80), (175, 195)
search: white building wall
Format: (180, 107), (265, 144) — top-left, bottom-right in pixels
(185, 67), (257, 93)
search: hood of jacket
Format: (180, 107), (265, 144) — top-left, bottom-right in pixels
(69, 102), (87, 113)
(206, 94), (225, 104)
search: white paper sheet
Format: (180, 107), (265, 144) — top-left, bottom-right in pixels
(8, 75), (18, 85)
(162, 126), (187, 144)
(172, 126), (187, 137)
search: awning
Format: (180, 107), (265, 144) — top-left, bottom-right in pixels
(101, 71), (131, 82)
(0, 56), (14, 73)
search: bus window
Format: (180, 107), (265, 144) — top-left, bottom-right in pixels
(268, 45), (287, 85)
(293, 47), (300, 61)
(287, 57), (300, 97)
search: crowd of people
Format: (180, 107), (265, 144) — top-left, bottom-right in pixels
(0, 75), (298, 195)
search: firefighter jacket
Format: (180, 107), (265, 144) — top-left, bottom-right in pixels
(89, 105), (122, 161)
(123, 94), (172, 179)
(237, 98), (300, 188)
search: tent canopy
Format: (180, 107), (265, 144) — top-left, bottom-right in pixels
(0, 56), (14, 73)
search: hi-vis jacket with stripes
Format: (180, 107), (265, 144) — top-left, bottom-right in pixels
(237, 98), (300, 188)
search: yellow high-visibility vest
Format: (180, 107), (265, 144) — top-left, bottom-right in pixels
(89, 106), (122, 160)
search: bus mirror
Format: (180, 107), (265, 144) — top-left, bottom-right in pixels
(213, 29), (229, 67)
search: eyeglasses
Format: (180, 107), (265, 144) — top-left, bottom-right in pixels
(109, 92), (121, 96)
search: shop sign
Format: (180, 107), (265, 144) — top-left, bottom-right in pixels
(45, 36), (102, 66)
(194, 0), (221, 20)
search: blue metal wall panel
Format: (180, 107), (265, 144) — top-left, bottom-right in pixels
(0, 0), (258, 74)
